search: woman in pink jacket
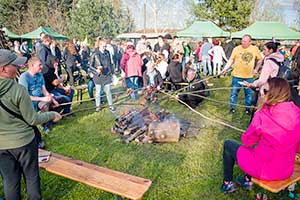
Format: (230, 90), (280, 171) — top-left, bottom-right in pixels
(247, 41), (283, 105)
(221, 77), (300, 194)
(120, 45), (143, 99)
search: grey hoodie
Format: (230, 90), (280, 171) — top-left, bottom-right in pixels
(0, 78), (56, 149)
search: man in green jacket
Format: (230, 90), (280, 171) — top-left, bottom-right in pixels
(0, 49), (61, 200)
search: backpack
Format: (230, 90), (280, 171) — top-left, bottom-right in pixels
(267, 57), (294, 85)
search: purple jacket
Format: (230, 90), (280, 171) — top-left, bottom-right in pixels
(237, 102), (300, 180)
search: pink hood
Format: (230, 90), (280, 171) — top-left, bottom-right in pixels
(237, 102), (300, 180)
(253, 52), (284, 94)
(268, 51), (284, 62)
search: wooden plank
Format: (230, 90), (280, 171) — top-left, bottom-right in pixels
(39, 150), (152, 200)
(252, 162), (300, 193)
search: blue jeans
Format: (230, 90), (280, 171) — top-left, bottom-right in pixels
(230, 77), (253, 110)
(50, 88), (74, 114)
(202, 56), (212, 76)
(126, 76), (140, 100)
(0, 138), (41, 200)
(88, 79), (95, 99)
(95, 84), (112, 107)
(182, 56), (189, 70)
(195, 62), (201, 73)
(89, 79), (104, 102)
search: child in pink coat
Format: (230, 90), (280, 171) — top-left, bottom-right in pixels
(221, 77), (300, 193)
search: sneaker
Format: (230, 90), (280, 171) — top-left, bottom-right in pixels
(229, 108), (236, 114)
(109, 106), (116, 112)
(245, 109), (251, 116)
(42, 126), (50, 133)
(221, 181), (237, 194)
(256, 193), (268, 200)
(95, 107), (100, 112)
(236, 176), (252, 190)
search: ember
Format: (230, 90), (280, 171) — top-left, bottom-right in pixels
(112, 107), (190, 143)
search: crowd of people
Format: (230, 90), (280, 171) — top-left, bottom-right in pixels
(1, 31), (300, 199)
(9, 33), (300, 113)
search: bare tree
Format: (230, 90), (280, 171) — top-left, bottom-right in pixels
(249, 0), (261, 23)
(295, 0), (300, 27)
(123, 0), (191, 31)
(251, 0), (284, 22)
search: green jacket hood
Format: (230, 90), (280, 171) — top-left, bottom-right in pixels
(0, 78), (15, 97)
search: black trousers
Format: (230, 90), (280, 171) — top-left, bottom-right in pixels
(223, 139), (241, 182)
(0, 137), (41, 200)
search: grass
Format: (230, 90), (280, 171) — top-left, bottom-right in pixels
(0, 77), (281, 199)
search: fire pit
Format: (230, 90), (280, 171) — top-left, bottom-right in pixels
(112, 107), (191, 144)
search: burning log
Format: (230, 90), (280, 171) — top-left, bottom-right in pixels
(124, 125), (139, 136)
(113, 107), (148, 134)
(124, 125), (148, 143)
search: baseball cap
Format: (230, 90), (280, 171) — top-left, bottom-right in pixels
(0, 49), (27, 68)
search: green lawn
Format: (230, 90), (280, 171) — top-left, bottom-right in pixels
(0, 77), (281, 199)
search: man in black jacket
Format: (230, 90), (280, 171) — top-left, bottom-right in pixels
(38, 34), (52, 71)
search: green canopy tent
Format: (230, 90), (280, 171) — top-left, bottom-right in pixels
(2, 27), (20, 39)
(177, 21), (230, 38)
(231, 21), (300, 40)
(21, 26), (68, 40)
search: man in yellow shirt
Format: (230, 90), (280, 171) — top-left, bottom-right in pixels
(221, 35), (262, 114)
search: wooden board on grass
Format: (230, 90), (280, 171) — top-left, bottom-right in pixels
(39, 150), (152, 200)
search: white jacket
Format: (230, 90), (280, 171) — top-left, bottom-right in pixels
(208, 45), (227, 64)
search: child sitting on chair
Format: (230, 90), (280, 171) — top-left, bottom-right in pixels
(142, 60), (163, 104)
(221, 77), (300, 194)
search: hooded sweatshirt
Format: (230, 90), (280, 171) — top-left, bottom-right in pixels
(237, 102), (300, 180)
(0, 78), (56, 149)
(253, 52), (284, 96)
(120, 49), (143, 78)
